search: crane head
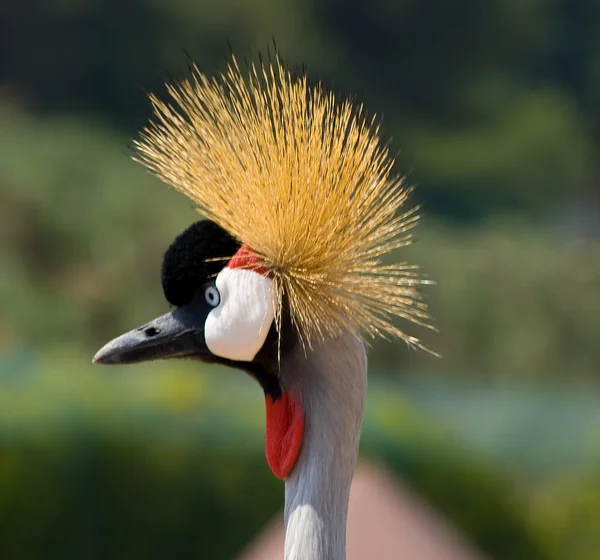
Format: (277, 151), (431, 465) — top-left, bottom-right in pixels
(93, 219), (303, 479)
(92, 51), (434, 480)
(93, 220), (284, 371)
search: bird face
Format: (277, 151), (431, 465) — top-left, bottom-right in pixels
(94, 220), (281, 382)
(94, 221), (305, 480)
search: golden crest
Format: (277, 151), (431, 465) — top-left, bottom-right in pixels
(134, 54), (432, 350)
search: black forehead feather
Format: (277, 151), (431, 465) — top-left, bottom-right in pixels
(161, 220), (240, 306)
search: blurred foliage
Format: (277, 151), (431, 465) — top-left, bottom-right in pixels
(2, 107), (599, 379)
(528, 473), (600, 560)
(378, 223), (600, 379)
(0, 354), (556, 560)
(1, 0), (600, 220)
(0, 107), (190, 354)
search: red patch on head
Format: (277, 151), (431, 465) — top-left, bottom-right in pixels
(227, 245), (270, 276)
(264, 390), (304, 480)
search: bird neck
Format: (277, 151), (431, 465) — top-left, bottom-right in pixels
(280, 332), (367, 560)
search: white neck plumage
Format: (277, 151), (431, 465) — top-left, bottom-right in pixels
(280, 331), (367, 560)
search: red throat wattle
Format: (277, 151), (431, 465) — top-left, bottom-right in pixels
(228, 244), (303, 478)
(264, 390), (304, 480)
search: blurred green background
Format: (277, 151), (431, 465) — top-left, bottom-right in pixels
(1, 1), (599, 559)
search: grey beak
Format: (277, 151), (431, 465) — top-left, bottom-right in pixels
(93, 304), (210, 365)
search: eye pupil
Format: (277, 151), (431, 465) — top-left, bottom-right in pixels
(205, 285), (220, 307)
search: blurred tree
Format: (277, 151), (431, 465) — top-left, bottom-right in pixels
(1, 0), (599, 219)
(1, 110), (599, 379)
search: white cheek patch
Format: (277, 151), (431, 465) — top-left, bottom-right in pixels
(205, 267), (277, 361)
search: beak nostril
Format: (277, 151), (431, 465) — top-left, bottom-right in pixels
(144, 327), (160, 337)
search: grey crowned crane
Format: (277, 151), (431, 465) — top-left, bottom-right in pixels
(93, 55), (432, 560)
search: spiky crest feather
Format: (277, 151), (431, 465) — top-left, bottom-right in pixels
(134, 54), (432, 350)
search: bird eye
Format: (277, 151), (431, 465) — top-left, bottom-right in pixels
(204, 285), (221, 307)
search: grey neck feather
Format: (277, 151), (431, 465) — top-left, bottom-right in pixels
(280, 331), (367, 560)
